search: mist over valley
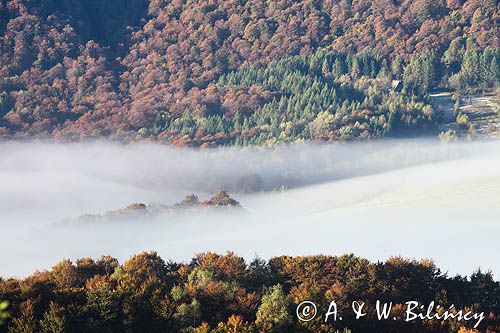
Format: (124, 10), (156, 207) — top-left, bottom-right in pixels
(1, 139), (499, 278)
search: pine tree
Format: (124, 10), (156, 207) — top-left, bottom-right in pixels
(39, 302), (66, 333)
(322, 59), (330, 77)
(8, 300), (36, 333)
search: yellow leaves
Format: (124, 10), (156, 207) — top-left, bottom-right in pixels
(211, 315), (253, 333)
(289, 281), (321, 305)
(456, 113), (469, 126)
(438, 129), (458, 142)
(0, 301), (9, 326)
(472, 8), (482, 24)
(458, 328), (480, 333)
(311, 111), (335, 137)
(193, 322), (211, 333)
(422, 105), (434, 117)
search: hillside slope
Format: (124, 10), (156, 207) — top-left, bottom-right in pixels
(0, 0), (498, 145)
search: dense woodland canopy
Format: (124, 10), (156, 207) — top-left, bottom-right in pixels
(0, 0), (498, 145)
(1, 252), (499, 332)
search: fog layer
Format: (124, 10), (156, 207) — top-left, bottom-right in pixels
(1, 139), (499, 277)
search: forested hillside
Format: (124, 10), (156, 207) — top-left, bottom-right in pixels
(1, 252), (499, 332)
(0, 0), (498, 145)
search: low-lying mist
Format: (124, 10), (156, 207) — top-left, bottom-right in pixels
(1, 139), (499, 278)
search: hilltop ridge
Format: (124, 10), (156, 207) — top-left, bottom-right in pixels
(62, 191), (242, 224)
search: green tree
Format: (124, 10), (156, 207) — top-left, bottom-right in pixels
(310, 111), (335, 137)
(85, 275), (119, 329)
(39, 302), (66, 333)
(212, 315), (254, 333)
(456, 113), (469, 127)
(459, 50), (481, 86)
(403, 51), (437, 95)
(442, 38), (464, 75)
(174, 299), (201, 328)
(0, 301), (9, 326)
(391, 56), (404, 78)
(255, 284), (290, 332)
(8, 300), (36, 333)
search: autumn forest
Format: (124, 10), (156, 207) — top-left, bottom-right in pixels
(1, 0), (500, 332)
(1, 252), (500, 332)
(0, 0), (498, 145)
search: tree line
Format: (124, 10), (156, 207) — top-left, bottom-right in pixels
(1, 251), (499, 332)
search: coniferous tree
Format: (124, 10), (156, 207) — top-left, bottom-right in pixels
(39, 302), (66, 333)
(8, 300), (36, 333)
